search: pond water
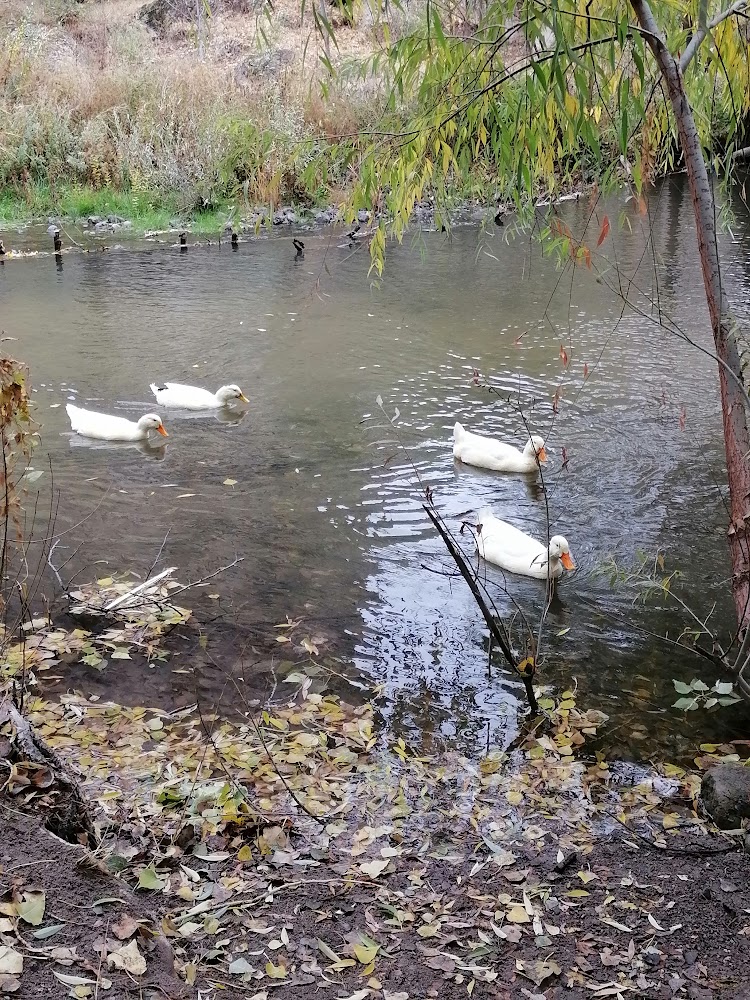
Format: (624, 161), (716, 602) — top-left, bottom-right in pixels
(2, 176), (750, 759)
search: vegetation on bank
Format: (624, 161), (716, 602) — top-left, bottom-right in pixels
(7, 0), (748, 234)
(0, 0), (387, 229)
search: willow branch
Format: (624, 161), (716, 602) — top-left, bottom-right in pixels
(679, 0), (747, 72)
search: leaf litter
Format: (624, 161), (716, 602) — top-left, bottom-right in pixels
(3, 595), (750, 997)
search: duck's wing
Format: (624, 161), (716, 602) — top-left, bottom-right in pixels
(152, 383), (215, 407)
(481, 517), (545, 560)
(458, 428), (520, 459)
(66, 404), (137, 438)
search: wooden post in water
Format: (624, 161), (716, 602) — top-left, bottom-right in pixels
(53, 230), (62, 253)
(179, 232), (188, 251)
(231, 232), (239, 248)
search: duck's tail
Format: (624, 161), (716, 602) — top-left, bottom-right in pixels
(453, 421), (465, 442)
(65, 403), (82, 430)
(149, 383), (162, 398)
(476, 506), (495, 530)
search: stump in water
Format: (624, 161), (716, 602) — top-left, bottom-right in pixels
(53, 230), (62, 253)
(0, 699), (96, 847)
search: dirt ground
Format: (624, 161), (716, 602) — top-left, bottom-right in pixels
(0, 807), (184, 999)
(2, 807), (750, 999)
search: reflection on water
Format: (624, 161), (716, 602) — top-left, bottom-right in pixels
(2, 176), (750, 758)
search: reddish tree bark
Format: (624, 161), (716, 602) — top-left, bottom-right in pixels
(630, 0), (750, 656)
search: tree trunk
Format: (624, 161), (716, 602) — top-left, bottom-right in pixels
(630, 0), (750, 650)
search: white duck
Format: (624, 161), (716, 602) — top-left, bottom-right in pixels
(453, 423), (547, 473)
(149, 382), (248, 410)
(66, 404), (168, 443)
(476, 508), (575, 579)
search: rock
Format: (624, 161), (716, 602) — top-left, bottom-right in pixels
(700, 763), (750, 828)
(107, 214), (124, 224)
(234, 48), (294, 83)
(357, 209), (370, 223)
(87, 215), (101, 226)
(138, 0), (184, 33)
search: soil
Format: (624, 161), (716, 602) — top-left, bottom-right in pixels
(0, 807), (185, 999)
(3, 807), (749, 999)
(159, 832), (750, 1000)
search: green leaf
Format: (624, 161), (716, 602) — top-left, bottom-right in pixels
(673, 680), (692, 694)
(672, 697), (698, 711)
(32, 923), (65, 939)
(137, 865), (166, 891)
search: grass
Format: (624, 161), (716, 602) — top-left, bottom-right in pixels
(0, 184), (236, 233)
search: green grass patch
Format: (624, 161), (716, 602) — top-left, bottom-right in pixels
(0, 184), (240, 234)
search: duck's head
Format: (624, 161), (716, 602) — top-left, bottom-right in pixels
(549, 535), (575, 571)
(524, 435), (547, 462)
(138, 413), (168, 437)
(216, 384), (249, 404)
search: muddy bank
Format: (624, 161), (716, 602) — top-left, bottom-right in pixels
(4, 668), (750, 998)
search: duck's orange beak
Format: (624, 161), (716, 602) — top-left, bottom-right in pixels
(157, 424), (168, 437)
(537, 446), (548, 463)
(561, 551), (575, 571)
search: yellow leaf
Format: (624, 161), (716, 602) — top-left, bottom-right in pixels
(662, 813), (681, 829)
(17, 891), (45, 926)
(417, 924), (440, 937)
(506, 905), (530, 923)
(237, 845), (252, 862)
(265, 961), (287, 979)
(577, 871), (597, 884)
(506, 790), (523, 805)
(566, 889), (590, 898)
(353, 943), (379, 964)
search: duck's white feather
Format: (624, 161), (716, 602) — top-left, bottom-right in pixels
(453, 422), (546, 473)
(476, 508), (573, 580)
(66, 404), (165, 443)
(149, 382), (247, 410)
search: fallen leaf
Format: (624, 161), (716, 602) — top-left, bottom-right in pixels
(228, 957), (255, 975)
(107, 940), (147, 976)
(516, 958), (561, 987)
(0, 948), (23, 976)
(0, 975), (20, 993)
(223, 478), (238, 486)
(17, 890), (45, 926)
(112, 914), (140, 940)
(353, 943), (379, 964)
(360, 860), (388, 878)
(506, 905), (530, 923)
(138, 865), (166, 891)
(265, 960), (287, 979)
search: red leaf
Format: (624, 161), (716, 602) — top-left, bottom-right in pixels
(679, 405), (686, 431)
(559, 344), (569, 368)
(561, 446), (569, 470)
(552, 387), (562, 414)
(583, 362), (589, 378)
(596, 215), (610, 247)
(583, 246), (592, 269)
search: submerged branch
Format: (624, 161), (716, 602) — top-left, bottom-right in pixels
(423, 505), (538, 714)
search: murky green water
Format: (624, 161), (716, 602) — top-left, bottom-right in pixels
(3, 177), (750, 757)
